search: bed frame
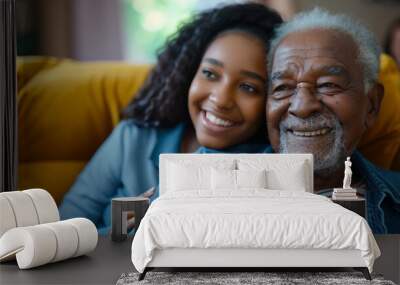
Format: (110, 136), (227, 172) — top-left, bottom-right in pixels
(140, 248), (371, 280)
(138, 154), (371, 280)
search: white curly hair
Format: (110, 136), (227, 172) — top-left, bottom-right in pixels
(268, 8), (381, 91)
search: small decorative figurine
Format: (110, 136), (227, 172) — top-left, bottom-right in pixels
(333, 157), (357, 200)
(343, 157), (353, 189)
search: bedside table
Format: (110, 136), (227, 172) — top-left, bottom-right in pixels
(111, 197), (149, 242)
(331, 197), (366, 218)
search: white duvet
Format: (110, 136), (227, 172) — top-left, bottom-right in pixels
(131, 190), (380, 273)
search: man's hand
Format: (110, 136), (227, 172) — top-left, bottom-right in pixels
(142, 187), (155, 199)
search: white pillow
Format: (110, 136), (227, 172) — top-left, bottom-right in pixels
(166, 160), (235, 192)
(211, 168), (236, 190)
(267, 166), (306, 191)
(167, 162), (209, 191)
(236, 169), (267, 188)
(211, 169), (267, 190)
(237, 158), (308, 191)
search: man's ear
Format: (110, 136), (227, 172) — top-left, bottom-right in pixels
(365, 82), (384, 129)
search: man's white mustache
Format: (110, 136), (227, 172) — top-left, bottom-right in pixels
(280, 113), (336, 132)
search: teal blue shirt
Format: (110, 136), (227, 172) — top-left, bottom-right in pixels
(59, 120), (266, 234)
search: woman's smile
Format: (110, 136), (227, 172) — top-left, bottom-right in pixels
(201, 110), (237, 132)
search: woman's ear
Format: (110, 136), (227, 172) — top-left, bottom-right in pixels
(365, 82), (384, 129)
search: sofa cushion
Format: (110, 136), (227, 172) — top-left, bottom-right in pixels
(18, 57), (151, 162)
(17, 57), (151, 202)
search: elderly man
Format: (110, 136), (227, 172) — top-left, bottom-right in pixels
(266, 8), (400, 234)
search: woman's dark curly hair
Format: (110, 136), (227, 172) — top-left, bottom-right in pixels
(123, 3), (283, 128)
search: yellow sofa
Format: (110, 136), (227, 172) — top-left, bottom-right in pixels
(17, 55), (400, 204)
(17, 57), (150, 203)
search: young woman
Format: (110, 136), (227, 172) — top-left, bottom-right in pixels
(59, 3), (282, 234)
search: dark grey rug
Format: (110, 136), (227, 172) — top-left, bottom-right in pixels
(116, 271), (396, 285)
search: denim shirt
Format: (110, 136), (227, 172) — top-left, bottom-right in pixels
(353, 151), (400, 234)
(262, 146), (400, 234)
(59, 120), (266, 235)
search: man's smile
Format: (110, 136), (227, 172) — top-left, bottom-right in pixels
(287, 127), (332, 137)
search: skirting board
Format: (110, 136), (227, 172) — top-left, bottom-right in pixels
(148, 248), (366, 268)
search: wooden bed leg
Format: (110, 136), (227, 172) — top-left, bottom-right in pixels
(354, 267), (371, 280)
(138, 268), (148, 281)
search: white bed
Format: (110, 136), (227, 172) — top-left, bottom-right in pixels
(131, 154), (380, 280)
